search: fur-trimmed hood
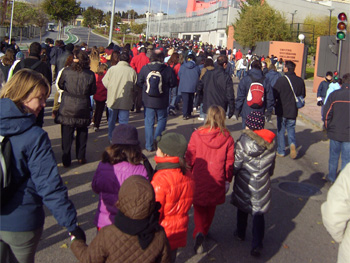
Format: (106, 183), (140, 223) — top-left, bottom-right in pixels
(242, 129), (275, 152)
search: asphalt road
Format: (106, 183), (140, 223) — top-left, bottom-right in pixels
(33, 28), (338, 263)
(71, 27), (109, 48)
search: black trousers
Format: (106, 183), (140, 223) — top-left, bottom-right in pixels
(181, 92), (194, 117)
(236, 209), (265, 249)
(93, 100), (106, 128)
(133, 87), (143, 112)
(61, 125), (88, 166)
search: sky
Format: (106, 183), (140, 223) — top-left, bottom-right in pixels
(80, 0), (188, 15)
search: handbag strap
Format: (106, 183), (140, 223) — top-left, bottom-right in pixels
(284, 75), (298, 102)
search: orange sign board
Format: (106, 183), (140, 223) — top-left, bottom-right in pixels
(269, 41), (305, 77)
(227, 26), (234, 50)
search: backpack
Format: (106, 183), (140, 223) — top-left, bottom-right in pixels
(20, 60), (42, 71)
(246, 76), (265, 109)
(145, 67), (163, 97)
(0, 135), (13, 206)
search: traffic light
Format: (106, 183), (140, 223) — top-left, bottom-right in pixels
(336, 12), (347, 40)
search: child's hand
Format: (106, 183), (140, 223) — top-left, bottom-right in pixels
(225, 181), (230, 193)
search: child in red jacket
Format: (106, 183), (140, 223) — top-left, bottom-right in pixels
(186, 105), (235, 254)
(151, 132), (194, 263)
(92, 63), (108, 131)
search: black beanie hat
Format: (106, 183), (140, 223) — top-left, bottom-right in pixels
(156, 132), (187, 158)
(112, 124), (139, 145)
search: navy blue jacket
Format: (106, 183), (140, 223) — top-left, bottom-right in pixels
(265, 70), (281, 89)
(138, 62), (177, 109)
(317, 79), (332, 98)
(178, 61), (200, 93)
(235, 68), (274, 119)
(0, 98), (77, 232)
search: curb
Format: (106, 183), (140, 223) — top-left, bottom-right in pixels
(298, 112), (323, 130)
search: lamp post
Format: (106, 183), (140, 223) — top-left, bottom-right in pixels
(328, 8), (334, 36)
(9, 0), (15, 41)
(108, 0), (116, 45)
(290, 10), (297, 40)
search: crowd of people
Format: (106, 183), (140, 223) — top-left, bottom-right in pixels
(0, 36), (349, 263)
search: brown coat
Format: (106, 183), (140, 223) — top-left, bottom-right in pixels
(71, 224), (170, 263)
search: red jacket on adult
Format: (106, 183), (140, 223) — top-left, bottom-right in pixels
(130, 52), (150, 74)
(93, 72), (107, 102)
(132, 46), (138, 57)
(167, 62), (181, 86)
(235, 49), (243, 60)
(186, 127), (234, 207)
(151, 156), (194, 250)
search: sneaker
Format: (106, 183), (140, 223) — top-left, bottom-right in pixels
(78, 158), (87, 165)
(169, 108), (176, 116)
(94, 127), (99, 132)
(194, 233), (205, 254)
(198, 117), (204, 121)
(183, 115), (190, 120)
(276, 152), (285, 157)
(290, 144), (297, 159)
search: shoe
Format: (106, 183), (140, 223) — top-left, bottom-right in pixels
(276, 152), (285, 157)
(250, 248), (261, 257)
(94, 127), (99, 132)
(169, 108), (176, 116)
(233, 231), (245, 241)
(183, 116), (190, 120)
(290, 144), (297, 159)
(78, 158), (87, 165)
(194, 233), (205, 254)
(198, 117), (204, 121)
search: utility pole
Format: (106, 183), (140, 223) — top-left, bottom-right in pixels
(9, 0), (15, 41)
(146, 0), (151, 40)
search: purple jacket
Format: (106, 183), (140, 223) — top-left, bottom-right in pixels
(92, 161), (148, 228)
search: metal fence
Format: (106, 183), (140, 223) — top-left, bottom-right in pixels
(0, 25), (46, 42)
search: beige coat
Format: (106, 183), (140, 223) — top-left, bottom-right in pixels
(321, 163), (350, 263)
(102, 61), (137, 110)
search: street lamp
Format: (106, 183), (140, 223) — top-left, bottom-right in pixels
(108, 0), (116, 45)
(9, 0), (15, 41)
(298, 34), (305, 43)
(328, 8), (334, 36)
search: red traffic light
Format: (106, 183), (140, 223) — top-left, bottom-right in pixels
(338, 12), (347, 21)
(334, 71), (338, 76)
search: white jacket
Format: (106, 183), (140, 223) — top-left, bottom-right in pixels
(321, 163), (350, 263)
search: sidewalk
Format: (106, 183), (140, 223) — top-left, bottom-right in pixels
(298, 80), (323, 130)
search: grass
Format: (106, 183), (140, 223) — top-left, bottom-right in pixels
(305, 66), (315, 80)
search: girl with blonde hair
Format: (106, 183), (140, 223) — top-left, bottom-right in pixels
(186, 105), (235, 254)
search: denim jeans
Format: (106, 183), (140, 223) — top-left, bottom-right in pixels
(169, 87), (178, 108)
(277, 116), (296, 155)
(328, 140), (350, 182)
(108, 108), (129, 141)
(144, 107), (167, 151)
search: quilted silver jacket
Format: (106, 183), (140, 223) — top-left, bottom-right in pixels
(231, 129), (276, 215)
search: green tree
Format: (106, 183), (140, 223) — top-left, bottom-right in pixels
(42, 0), (81, 38)
(233, 2), (291, 48)
(11, 2), (35, 44)
(82, 6), (104, 28)
(302, 15), (338, 46)
(130, 22), (146, 34)
(32, 4), (50, 43)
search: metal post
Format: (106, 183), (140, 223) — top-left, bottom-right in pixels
(9, 0), (15, 41)
(328, 8), (334, 36)
(167, 0), (170, 19)
(336, 40), (343, 74)
(87, 26), (91, 46)
(108, 0), (116, 45)
(158, 0), (163, 37)
(146, 0), (151, 40)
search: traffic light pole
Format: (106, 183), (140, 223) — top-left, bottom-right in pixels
(337, 40), (343, 74)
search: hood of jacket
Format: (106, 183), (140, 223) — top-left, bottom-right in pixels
(147, 61), (167, 72)
(248, 68), (264, 80)
(183, 60), (197, 69)
(117, 175), (156, 220)
(0, 98), (35, 137)
(240, 129), (275, 157)
(196, 127), (232, 150)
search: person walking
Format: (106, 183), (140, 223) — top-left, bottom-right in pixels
(0, 69), (84, 263)
(92, 64), (108, 131)
(152, 132), (194, 262)
(178, 53), (200, 119)
(323, 73), (350, 183)
(317, 71), (333, 120)
(273, 60), (306, 159)
(103, 52), (137, 143)
(56, 50), (96, 167)
(186, 105), (235, 254)
(137, 50), (177, 152)
(231, 111), (276, 258)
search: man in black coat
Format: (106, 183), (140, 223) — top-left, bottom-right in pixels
(137, 49), (177, 151)
(323, 73), (350, 183)
(13, 42), (52, 127)
(197, 55), (235, 118)
(56, 43), (74, 72)
(273, 60), (305, 159)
